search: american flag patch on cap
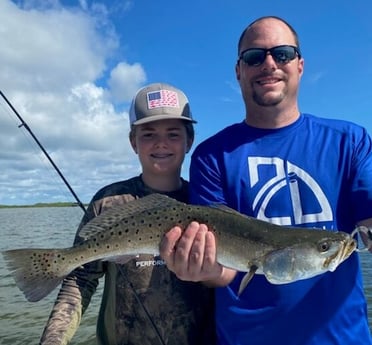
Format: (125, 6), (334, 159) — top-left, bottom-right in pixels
(147, 89), (179, 109)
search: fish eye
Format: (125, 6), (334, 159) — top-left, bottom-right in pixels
(317, 240), (330, 252)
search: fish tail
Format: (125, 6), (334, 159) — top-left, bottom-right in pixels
(2, 248), (69, 302)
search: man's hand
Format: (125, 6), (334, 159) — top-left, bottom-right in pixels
(160, 222), (237, 286)
(356, 218), (372, 253)
(357, 226), (372, 253)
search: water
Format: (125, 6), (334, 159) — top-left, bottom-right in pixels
(0, 207), (103, 345)
(0, 207), (371, 344)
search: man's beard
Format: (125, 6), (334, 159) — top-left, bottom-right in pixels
(252, 89), (286, 107)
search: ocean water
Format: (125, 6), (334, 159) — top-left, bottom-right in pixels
(0, 207), (102, 345)
(0, 207), (371, 344)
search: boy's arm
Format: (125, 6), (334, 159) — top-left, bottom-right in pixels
(39, 264), (102, 345)
(39, 203), (103, 345)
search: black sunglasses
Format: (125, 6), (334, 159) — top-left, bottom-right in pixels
(238, 45), (301, 67)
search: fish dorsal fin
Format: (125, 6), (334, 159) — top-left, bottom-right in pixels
(79, 193), (183, 240)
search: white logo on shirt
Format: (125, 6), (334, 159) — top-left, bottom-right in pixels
(248, 157), (333, 226)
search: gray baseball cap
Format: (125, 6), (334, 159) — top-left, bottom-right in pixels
(129, 83), (197, 125)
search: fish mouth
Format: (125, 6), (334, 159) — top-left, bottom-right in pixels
(323, 238), (357, 271)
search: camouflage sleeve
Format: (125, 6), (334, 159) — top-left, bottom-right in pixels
(39, 202), (105, 345)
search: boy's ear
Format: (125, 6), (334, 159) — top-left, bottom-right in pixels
(186, 138), (194, 153)
(130, 136), (138, 153)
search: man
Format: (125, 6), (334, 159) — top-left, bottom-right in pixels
(161, 16), (372, 344)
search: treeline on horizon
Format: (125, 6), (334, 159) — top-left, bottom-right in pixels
(0, 202), (88, 209)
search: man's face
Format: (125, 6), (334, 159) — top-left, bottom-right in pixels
(236, 18), (304, 110)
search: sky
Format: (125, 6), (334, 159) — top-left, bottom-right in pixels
(1, 0), (372, 206)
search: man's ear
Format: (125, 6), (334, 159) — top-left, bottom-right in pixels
(236, 63), (240, 81)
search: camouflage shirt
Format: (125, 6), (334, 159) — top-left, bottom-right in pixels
(39, 176), (215, 345)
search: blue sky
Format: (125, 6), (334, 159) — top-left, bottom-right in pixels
(1, 0), (371, 205)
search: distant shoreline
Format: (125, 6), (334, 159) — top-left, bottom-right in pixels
(0, 202), (88, 209)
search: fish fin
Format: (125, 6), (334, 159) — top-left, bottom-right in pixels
(79, 194), (183, 240)
(238, 265), (258, 296)
(2, 248), (67, 302)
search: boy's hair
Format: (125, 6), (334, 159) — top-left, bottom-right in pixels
(129, 121), (195, 141)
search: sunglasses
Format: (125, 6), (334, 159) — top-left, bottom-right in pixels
(238, 45), (301, 67)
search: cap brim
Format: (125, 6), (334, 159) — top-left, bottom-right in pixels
(132, 114), (197, 125)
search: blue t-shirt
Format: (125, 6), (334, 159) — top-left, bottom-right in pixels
(190, 114), (372, 345)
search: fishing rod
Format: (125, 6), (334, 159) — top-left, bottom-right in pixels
(0, 90), (87, 215)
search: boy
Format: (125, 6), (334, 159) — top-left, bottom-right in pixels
(40, 83), (215, 345)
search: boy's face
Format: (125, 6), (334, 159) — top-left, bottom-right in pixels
(130, 119), (193, 178)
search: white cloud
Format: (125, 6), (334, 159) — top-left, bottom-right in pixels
(108, 62), (147, 103)
(0, 1), (145, 205)
(306, 71), (326, 84)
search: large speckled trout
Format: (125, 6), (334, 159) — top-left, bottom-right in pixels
(2, 194), (356, 302)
